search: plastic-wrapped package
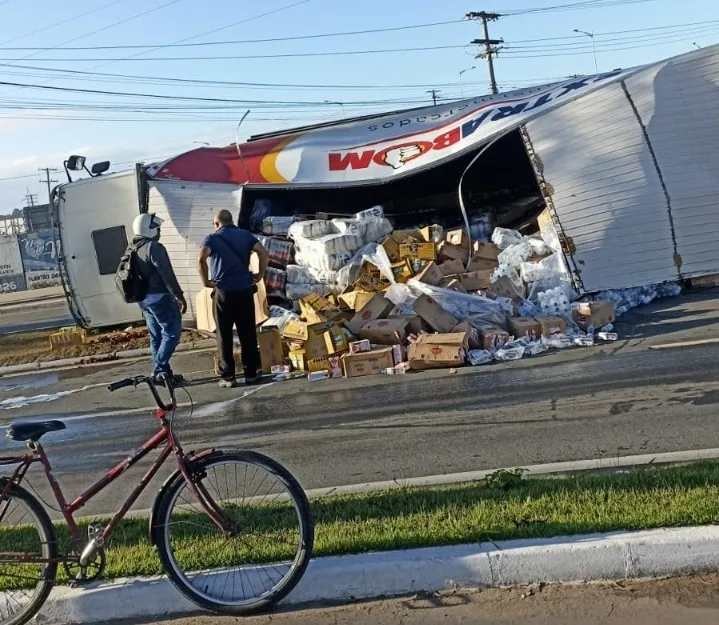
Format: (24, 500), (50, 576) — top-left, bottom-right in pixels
(262, 216), (295, 236)
(468, 349), (493, 365)
(331, 218), (366, 238)
(362, 217), (393, 244)
(492, 227), (523, 250)
(288, 220), (334, 240)
(526, 339), (550, 356)
(295, 248), (353, 272)
(494, 346), (526, 361)
(526, 253), (574, 300)
(517, 298), (542, 317)
(296, 232), (364, 258)
(264, 267), (287, 291)
(286, 265), (338, 285)
(574, 335), (595, 346)
(498, 239), (534, 268)
(355, 205), (384, 220)
(526, 236), (550, 257)
(406, 280), (508, 328)
(493, 296), (515, 317)
(256, 235), (293, 267)
(536, 286), (572, 317)
(657, 282), (682, 298)
(544, 334), (574, 349)
(491, 263), (524, 292)
(286, 282), (332, 301)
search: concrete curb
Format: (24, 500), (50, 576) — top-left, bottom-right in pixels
(37, 525), (719, 624)
(0, 339), (216, 376)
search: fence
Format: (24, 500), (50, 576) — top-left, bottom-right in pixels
(0, 229), (61, 295)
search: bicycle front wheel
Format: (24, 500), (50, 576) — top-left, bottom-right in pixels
(153, 450), (313, 615)
(0, 483), (58, 625)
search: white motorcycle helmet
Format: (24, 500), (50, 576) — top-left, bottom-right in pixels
(132, 212), (164, 239)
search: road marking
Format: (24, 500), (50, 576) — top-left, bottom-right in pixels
(648, 337), (719, 350)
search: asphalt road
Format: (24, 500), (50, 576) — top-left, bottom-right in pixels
(0, 290), (718, 519)
(0, 298), (72, 333)
(139, 574), (719, 625)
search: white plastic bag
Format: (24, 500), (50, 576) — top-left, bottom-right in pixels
(492, 227), (523, 250)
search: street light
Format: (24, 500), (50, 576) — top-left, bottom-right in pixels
(573, 28), (598, 74)
(459, 66), (477, 97)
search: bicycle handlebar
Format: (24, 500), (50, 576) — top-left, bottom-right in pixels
(107, 375), (177, 412)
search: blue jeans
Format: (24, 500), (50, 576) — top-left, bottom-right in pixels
(139, 294), (182, 375)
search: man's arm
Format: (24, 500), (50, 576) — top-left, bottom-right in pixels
(198, 245), (214, 289)
(149, 242), (187, 313)
(252, 241), (269, 283)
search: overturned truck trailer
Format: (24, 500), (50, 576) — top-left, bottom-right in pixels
(54, 45), (719, 329)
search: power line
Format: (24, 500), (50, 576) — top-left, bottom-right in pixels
(0, 43), (468, 62)
(0, 19), (466, 50)
(0, 0), (132, 47)
(498, 0), (669, 16)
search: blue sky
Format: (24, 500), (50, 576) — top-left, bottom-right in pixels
(0, 0), (717, 213)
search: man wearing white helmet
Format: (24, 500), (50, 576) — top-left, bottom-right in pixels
(131, 212), (187, 383)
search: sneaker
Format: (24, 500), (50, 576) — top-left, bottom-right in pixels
(244, 373), (264, 386)
(218, 378), (238, 389)
(153, 373), (184, 388)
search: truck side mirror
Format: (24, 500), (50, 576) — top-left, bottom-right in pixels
(66, 155), (86, 171)
(91, 161), (110, 175)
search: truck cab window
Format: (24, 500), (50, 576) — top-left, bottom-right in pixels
(91, 226), (128, 275)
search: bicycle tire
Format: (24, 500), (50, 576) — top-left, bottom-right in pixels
(153, 450), (314, 615)
(0, 483), (58, 625)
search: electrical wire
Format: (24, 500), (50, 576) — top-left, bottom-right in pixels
(0, 18), (467, 50)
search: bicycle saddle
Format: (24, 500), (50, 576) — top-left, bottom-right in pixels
(7, 420), (66, 443)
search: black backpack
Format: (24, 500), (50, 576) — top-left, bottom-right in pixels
(115, 241), (149, 304)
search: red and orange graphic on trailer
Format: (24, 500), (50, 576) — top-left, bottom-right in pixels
(148, 70), (630, 187)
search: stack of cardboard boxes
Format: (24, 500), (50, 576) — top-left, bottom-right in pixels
(253, 222), (616, 380)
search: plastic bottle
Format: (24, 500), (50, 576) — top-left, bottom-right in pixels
(597, 332), (619, 341)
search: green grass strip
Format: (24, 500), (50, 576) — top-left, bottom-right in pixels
(2, 463), (719, 589)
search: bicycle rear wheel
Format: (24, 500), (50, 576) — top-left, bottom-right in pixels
(153, 450), (313, 615)
(0, 483), (58, 625)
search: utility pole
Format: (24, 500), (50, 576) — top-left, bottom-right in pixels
(24, 190), (37, 207)
(426, 89), (441, 106)
(38, 167), (58, 204)
(467, 11), (504, 95)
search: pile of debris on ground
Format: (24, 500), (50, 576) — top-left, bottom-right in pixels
(243, 207), (681, 381)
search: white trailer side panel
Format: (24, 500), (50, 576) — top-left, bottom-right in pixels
(57, 170), (142, 328)
(624, 47), (719, 279)
(147, 179), (243, 319)
(525, 81), (678, 292)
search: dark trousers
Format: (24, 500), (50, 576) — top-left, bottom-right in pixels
(213, 288), (258, 380)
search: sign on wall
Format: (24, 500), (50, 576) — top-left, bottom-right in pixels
(18, 230), (61, 289)
(0, 234), (26, 293)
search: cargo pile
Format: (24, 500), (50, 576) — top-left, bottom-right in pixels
(245, 205), (676, 381)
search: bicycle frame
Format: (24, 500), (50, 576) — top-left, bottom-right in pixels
(0, 393), (231, 567)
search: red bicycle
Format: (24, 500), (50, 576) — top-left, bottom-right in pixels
(0, 375), (314, 625)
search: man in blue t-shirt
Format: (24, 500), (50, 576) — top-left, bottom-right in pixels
(198, 209), (269, 388)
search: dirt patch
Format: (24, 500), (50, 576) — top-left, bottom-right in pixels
(0, 327), (200, 367)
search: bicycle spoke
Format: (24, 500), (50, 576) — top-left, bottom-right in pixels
(159, 454), (309, 610)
